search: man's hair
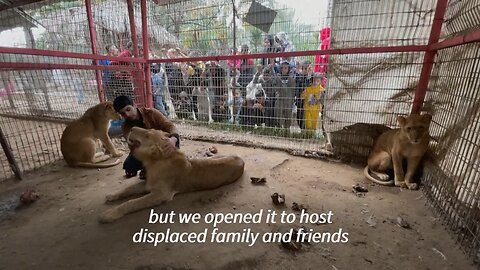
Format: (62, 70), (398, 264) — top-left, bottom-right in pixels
(113, 95), (133, 112)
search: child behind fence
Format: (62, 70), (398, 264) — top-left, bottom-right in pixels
(228, 88), (244, 124)
(301, 73), (325, 130)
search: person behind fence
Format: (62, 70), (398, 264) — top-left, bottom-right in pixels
(251, 88), (266, 126)
(301, 73), (325, 130)
(227, 87), (244, 124)
(217, 92), (229, 120)
(150, 61), (168, 116)
(238, 45), (254, 95)
(175, 91), (194, 119)
(113, 95), (180, 179)
(165, 48), (186, 101)
(184, 54), (204, 120)
(295, 60), (313, 130)
(252, 64), (282, 127)
(275, 32), (296, 72)
(276, 60), (296, 128)
(243, 73), (267, 126)
(261, 34), (280, 69)
(109, 41), (134, 100)
(203, 60), (227, 121)
(227, 47), (241, 87)
(99, 44), (119, 101)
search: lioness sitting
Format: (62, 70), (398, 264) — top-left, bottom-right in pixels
(364, 114), (432, 190)
(99, 127), (245, 223)
(61, 101), (123, 168)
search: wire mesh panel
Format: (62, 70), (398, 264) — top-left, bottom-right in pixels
(441, 0), (480, 39)
(330, 0), (436, 48)
(422, 42), (480, 264)
(0, 68), (102, 181)
(0, 0), (479, 263)
(322, 51), (425, 162)
(142, 0), (333, 152)
(323, 0), (435, 162)
(17, 0), (92, 53)
(146, 0), (328, 56)
(148, 54), (332, 154)
(325, 51), (425, 130)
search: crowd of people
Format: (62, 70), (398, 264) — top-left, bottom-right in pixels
(99, 28), (331, 134)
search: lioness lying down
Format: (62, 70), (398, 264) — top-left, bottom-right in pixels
(99, 127), (245, 223)
(364, 113), (432, 190)
(61, 101), (124, 168)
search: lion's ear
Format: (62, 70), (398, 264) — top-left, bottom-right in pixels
(397, 116), (407, 127)
(104, 102), (113, 110)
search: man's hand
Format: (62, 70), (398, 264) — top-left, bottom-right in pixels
(162, 136), (178, 157)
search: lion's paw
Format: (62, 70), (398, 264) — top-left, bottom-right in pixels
(98, 208), (123, 224)
(112, 150), (124, 158)
(406, 183), (419, 190)
(395, 181), (407, 188)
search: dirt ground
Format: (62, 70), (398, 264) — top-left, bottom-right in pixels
(0, 139), (476, 270)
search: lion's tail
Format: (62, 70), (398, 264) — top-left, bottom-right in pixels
(76, 159), (121, 168)
(363, 166), (394, 186)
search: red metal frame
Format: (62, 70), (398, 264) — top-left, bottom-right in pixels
(141, 0), (153, 108)
(0, 46), (145, 63)
(1, 0), (476, 114)
(429, 29), (480, 51)
(147, 45), (429, 64)
(85, 0), (104, 102)
(0, 62), (136, 71)
(127, 0), (146, 107)
(411, 0), (449, 114)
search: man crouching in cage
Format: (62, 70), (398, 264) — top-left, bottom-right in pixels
(113, 95), (180, 179)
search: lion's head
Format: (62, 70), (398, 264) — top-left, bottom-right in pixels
(127, 127), (170, 161)
(102, 101), (122, 121)
(398, 114), (432, 144)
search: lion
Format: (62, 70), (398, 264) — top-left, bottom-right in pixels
(61, 101), (124, 168)
(99, 127), (245, 223)
(364, 114), (432, 190)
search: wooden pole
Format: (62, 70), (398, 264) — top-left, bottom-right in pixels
(0, 126), (22, 180)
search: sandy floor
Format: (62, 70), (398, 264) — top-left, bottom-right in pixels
(0, 139), (476, 270)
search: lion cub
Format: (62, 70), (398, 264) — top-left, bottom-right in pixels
(61, 101), (123, 168)
(364, 114), (432, 190)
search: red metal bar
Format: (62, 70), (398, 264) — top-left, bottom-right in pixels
(0, 45), (426, 65)
(85, 0), (104, 102)
(147, 45), (429, 64)
(0, 46), (146, 63)
(429, 29), (480, 51)
(141, 0), (153, 108)
(411, 0), (449, 114)
(0, 62), (136, 71)
(127, 0), (146, 107)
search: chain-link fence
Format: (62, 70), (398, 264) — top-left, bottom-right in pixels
(0, 0), (479, 263)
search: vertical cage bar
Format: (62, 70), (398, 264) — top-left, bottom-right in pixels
(127, 0), (145, 106)
(141, 0), (152, 108)
(411, 0), (449, 114)
(0, 126), (22, 180)
(85, 0), (104, 102)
